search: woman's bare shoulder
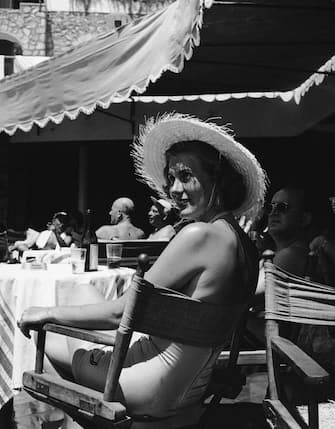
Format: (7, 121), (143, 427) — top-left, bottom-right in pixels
(174, 221), (214, 243)
(171, 220), (236, 252)
(146, 220), (238, 289)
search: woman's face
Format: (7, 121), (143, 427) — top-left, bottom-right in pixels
(148, 205), (163, 227)
(167, 152), (213, 220)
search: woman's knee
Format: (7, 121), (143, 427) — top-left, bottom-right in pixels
(72, 348), (112, 392)
(44, 332), (74, 375)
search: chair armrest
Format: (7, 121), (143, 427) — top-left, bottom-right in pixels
(43, 323), (116, 346)
(218, 349), (266, 366)
(271, 335), (330, 385)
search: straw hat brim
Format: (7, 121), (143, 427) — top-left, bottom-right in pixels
(150, 196), (172, 213)
(132, 114), (267, 220)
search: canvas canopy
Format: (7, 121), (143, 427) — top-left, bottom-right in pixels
(0, 0), (201, 135)
(1, 0), (335, 136)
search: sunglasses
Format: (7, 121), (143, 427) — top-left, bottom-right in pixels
(265, 202), (290, 215)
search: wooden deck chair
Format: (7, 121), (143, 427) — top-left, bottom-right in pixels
(262, 250), (335, 429)
(23, 254), (254, 429)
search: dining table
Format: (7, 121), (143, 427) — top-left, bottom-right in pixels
(0, 262), (135, 409)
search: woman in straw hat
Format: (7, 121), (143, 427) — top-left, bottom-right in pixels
(147, 196), (177, 240)
(18, 114), (267, 428)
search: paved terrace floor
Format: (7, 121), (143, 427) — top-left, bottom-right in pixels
(1, 371), (334, 428)
(0, 371), (269, 429)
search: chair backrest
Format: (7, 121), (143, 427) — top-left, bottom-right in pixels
(98, 239), (168, 267)
(263, 250), (335, 400)
(103, 254), (248, 402)
(263, 250), (335, 328)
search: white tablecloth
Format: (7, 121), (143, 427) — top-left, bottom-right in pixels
(0, 263), (134, 408)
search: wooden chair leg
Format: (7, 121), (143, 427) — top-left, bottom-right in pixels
(307, 394), (319, 429)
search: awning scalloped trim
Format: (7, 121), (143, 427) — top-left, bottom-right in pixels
(0, 0), (203, 135)
(129, 53), (335, 105)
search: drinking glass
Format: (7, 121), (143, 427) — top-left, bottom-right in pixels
(71, 248), (86, 274)
(106, 243), (123, 269)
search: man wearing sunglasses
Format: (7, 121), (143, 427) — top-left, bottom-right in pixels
(266, 187), (313, 276)
(247, 186), (315, 346)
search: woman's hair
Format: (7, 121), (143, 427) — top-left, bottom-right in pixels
(164, 141), (246, 212)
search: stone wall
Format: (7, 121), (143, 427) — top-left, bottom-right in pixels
(0, 1), (172, 56)
(0, 4), (47, 55)
(47, 9), (130, 55)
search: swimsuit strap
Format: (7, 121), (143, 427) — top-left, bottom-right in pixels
(212, 213), (259, 298)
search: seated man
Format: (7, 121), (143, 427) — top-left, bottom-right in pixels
(147, 196), (177, 241)
(96, 197), (145, 241)
(9, 211), (73, 253)
(247, 185), (333, 345)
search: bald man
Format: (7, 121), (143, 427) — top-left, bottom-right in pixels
(96, 198), (145, 240)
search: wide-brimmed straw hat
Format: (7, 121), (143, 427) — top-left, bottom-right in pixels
(150, 196), (173, 215)
(132, 113), (267, 220)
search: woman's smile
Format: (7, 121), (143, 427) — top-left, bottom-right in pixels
(167, 152), (213, 220)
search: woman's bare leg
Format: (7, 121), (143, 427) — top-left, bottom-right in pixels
(44, 282), (109, 372)
(42, 283), (114, 429)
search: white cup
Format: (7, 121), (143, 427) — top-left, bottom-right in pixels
(71, 248), (86, 274)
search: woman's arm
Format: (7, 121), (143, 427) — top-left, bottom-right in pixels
(18, 290), (128, 338)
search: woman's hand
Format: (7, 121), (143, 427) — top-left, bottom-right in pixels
(17, 306), (52, 339)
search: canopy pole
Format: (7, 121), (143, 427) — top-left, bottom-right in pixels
(78, 143), (88, 213)
(130, 98), (136, 139)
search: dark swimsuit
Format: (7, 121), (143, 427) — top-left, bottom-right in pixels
(72, 215), (259, 420)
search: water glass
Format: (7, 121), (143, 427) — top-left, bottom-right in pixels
(71, 248), (86, 274)
(106, 243), (123, 269)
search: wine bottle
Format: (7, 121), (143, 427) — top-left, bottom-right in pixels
(81, 209), (98, 271)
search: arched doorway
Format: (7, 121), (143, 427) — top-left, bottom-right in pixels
(0, 36), (22, 75)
